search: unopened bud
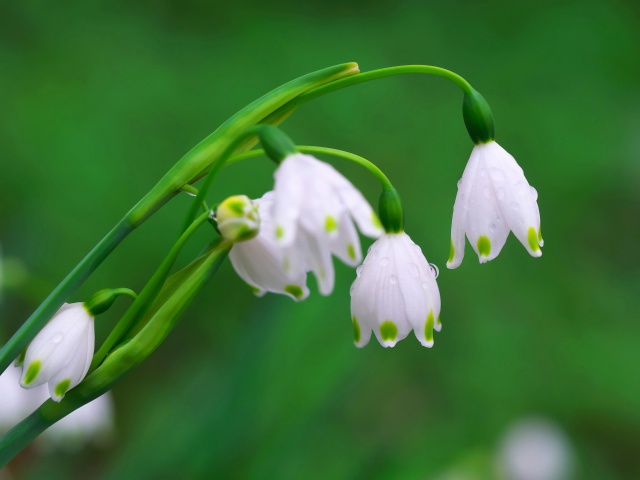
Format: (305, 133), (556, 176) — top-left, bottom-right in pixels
(216, 195), (260, 242)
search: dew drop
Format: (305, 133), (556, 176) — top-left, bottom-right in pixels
(421, 282), (429, 290)
(490, 168), (504, 182)
(379, 257), (389, 267)
(409, 263), (420, 277)
(457, 179), (463, 188)
(350, 284), (356, 295)
(389, 275), (398, 285)
(489, 223), (497, 233)
(52, 333), (63, 344)
(530, 186), (538, 201)
(356, 265), (364, 277)
(516, 181), (528, 196)
(429, 263), (440, 279)
(509, 201), (520, 210)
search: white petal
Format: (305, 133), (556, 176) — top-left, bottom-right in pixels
(482, 142), (542, 257)
(447, 147), (481, 269)
(464, 158), (510, 263)
(328, 212), (362, 267)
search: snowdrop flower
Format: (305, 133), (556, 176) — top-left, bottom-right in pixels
(0, 366), (48, 433)
(19, 303), (95, 402)
(38, 392), (115, 452)
(271, 153), (383, 294)
(229, 192), (310, 301)
(216, 195), (260, 242)
(497, 418), (574, 480)
(350, 232), (441, 348)
(447, 141), (543, 268)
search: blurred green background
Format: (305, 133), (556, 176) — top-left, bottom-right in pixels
(1, 0), (639, 478)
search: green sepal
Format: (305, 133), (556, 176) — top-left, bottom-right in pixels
(378, 187), (404, 233)
(257, 125), (297, 163)
(83, 288), (137, 317)
(462, 88), (495, 144)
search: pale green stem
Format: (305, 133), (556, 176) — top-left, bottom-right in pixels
(227, 146), (393, 190)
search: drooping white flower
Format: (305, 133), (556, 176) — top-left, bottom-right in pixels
(0, 366), (48, 433)
(19, 302), (95, 402)
(447, 141), (543, 268)
(350, 232), (441, 348)
(229, 192), (310, 301)
(271, 153), (383, 294)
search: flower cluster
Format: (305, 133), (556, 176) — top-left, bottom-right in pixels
(224, 138), (541, 349)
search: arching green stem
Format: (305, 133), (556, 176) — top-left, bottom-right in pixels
(264, 65), (474, 124)
(227, 146), (393, 190)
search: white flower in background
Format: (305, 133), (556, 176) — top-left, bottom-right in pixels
(216, 194), (260, 242)
(0, 366), (115, 452)
(0, 366), (47, 433)
(497, 418), (574, 480)
(18, 303), (95, 402)
(271, 153), (383, 294)
(229, 192), (310, 301)
(350, 232), (441, 348)
(447, 141), (543, 268)
(38, 392), (115, 452)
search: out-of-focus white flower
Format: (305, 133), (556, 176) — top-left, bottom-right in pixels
(0, 366), (47, 433)
(271, 153), (383, 294)
(350, 232), (441, 348)
(38, 392), (115, 452)
(216, 195), (260, 242)
(19, 303), (95, 402)
(229, 192), (310, 301)
(448, 141), (543, 268)
(497, 418), (574, 480)
(0, 366), (115, 452)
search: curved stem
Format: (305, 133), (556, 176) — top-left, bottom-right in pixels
(227, 146), (393, 190)
(90, 211), (211, 372)
(263, 65), (473, 126)
(110, 288), (138, 301)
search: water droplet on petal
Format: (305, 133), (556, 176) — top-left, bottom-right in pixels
(490, 168), (504, 182)
(429, 263), (439, 279)
(509, 201), (520, 210)
(409, 263), (420, 277)
(489, 223), (497, 233)
(457, 179), (463, 188)
(530, 186), (538, 201)
(516, 181), (528, 196)
(52, 333), (63, 344)
(356, 265), (364, 277)
(421, 282), (429, 290)
(389, 275), (398, 285)
(497, 188), (505, 200)
(350, 284), (356, 295)
(379, 257), (389, 267)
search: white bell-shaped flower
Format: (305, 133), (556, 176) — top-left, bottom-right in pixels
(19, 302), (95, 402)
(447, 141), (543, 268)
(229, 192), (310, 301)
(271, 153), (383, 294)
(350, 232), (441, 348)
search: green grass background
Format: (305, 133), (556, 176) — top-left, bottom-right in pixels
(1, 1), (639, 478)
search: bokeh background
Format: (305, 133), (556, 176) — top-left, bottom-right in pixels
(1, 1), (639, 479)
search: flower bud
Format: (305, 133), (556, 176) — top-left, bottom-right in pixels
(216, 195), (260, 242)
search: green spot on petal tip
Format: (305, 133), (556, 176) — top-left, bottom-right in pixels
(325, 216), (338, 233)
(284, 284), (304, 299)
(54, 379), (71, 399)
(448, 239), (455, 263)
(477, 235), (491, 257)
(352, 316), (360, 343)
(347, 243), (356, 260)
(380, 321), (398, 342)
(425, 310), (434, 343)
(527, 227), (540, 252)
(24, 361), (41, 385)
(276, 226), (284, 239)
(249, 285), (261, 295)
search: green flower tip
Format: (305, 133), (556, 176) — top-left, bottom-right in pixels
(352, 316), (361, 344)
(380, 321), (398, 342)
(23, 361), (41, 385)
(477, 235), (491, 257)
(54, 379), (71, 399)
